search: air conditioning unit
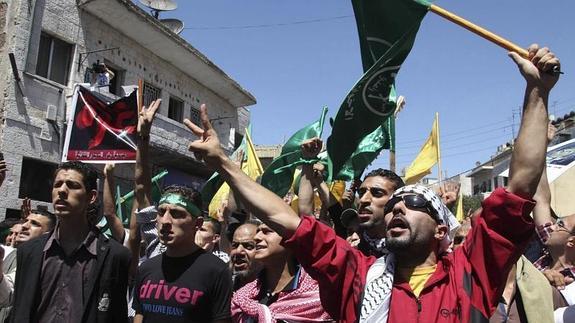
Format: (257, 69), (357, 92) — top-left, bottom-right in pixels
(46, 104), (57, 122)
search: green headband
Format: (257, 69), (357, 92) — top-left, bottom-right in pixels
(158, 193), (202, 217)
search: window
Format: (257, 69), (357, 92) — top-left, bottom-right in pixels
(106, 64), (124, 96)
(36, 32), (73, 85)
(190, 106), (201, 126)
(234, 132), (244, 150)
(143, 82), (161, 108)
(18, 157), (58, 203)
(168, 97), (184, 122)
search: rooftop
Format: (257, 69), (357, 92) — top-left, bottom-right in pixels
(79, 0), (256, 108)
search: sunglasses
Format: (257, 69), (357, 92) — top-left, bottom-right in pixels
(384, 194), (440, 223)
(555, 219), (575, 236)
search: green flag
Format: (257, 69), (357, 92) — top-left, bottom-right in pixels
(113, 169), (168, 226)
(201, 127), (250, 207)
(261, 107), (328, 198)
(327, 0), (430, 179)
(334, 87), (397, 181)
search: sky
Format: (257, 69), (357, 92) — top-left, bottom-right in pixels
(138, 0), (575, 179)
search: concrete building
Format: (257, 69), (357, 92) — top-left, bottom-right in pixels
(467, 112), (575, 216)
(0, 0), (255, 218)
(255, 144), (282, 169)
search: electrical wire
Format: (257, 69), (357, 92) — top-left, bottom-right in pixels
(182, 15), (353, 31)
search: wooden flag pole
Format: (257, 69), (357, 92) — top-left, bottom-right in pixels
(429, 4), (529, 59)
(436, 112), (443, 184)
(137, 79), (143, 112)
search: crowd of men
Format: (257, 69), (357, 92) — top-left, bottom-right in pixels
(0, 45), (572, 322)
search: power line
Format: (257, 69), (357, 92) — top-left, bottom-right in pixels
(182, 15), (353, 31)
(397, 122), (517, 150)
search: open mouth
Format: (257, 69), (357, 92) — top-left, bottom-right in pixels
(388, 217), (409, 230)
(233, 258), (248, 270)
(255, 244), (266, 251)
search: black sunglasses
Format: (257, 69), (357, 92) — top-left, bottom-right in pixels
(384, 194), (440, 223)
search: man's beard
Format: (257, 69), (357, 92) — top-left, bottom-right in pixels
(386, 231), (415, 253)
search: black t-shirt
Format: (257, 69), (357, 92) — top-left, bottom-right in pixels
(133, 249), (232, 322)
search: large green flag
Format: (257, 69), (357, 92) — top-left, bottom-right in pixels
(201, 127), (250, 207)
(327, 0), (430, 179)
(261, 107), (328, 198)
(334, 87), (397, 181)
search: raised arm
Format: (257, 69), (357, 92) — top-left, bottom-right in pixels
(185, 105), (300, 238)
(532, 123), (557, 226)
(129, 99), (161, 276)
(103, 163), (126, 242)
(298, 138), (322, 216)
(507, 45), (560, 199)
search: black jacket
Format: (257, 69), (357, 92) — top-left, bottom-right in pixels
(9, 231), (130, 323)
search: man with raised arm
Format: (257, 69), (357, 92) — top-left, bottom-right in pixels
(130, 100), (232, 323)
(184, 44), (559, 322)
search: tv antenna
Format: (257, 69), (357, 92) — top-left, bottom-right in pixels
(138, 0), (177, 18)
(160, 18), (184, 34)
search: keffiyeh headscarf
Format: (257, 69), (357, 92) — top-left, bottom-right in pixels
(392, 184), (461, 253)
(231, 268), (332, 323)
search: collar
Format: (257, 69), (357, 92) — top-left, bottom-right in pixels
(259, 263), (302, 296)
(43, 223), (98, 256)
(394, 258), (448, 295)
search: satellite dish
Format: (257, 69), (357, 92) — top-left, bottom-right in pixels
(161, 18), (184, 34)
(139, 0), (177, 18)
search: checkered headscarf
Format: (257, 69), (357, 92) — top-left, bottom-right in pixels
(392, 184), (461, 253)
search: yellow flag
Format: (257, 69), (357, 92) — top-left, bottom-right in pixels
(242, 130), (264, 179)
(456, 191), (464, 222)
(208, 129), (263, 218)
(404, 113), (440, 184)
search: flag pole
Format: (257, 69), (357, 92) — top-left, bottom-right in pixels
(390, 96), (406, 172)
(429, 4), (529, 58)
(137, 79), (143, 112)
(436, 112), (443, 184)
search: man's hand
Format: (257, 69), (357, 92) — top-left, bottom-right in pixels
(542, 269), (574, 290)
(104, 163), (115, 177)
(547, 122), (557, 144)
(184, 104), (226, 166)
(137, 99), (161, 138)
(301, 137), (322, 159)
(438, 182), (460, 208)
(509, 44), (560, 92)
(20, 197), (31, 219)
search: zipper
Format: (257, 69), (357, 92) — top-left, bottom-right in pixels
(416, 297), (422, 322)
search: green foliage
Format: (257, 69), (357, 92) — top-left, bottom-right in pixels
(462, 195), (483, 217)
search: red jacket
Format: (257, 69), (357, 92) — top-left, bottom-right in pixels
(283, 188), (535, 323)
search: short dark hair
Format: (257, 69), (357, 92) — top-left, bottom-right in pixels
(363, 168), (404, 191)
(162, 184), (202, 211)
(0, 218), (22, 243)
(30, 208), (57, 231)
(206, 218), (222, 235)
(54, 161), (98, 192)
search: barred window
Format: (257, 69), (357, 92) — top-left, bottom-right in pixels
(168, 97), (184, 123)
(143, 82), (161, 107)
(190, 106), (201, 126)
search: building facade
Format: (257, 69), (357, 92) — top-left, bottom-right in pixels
(0, 0), (255, 218)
